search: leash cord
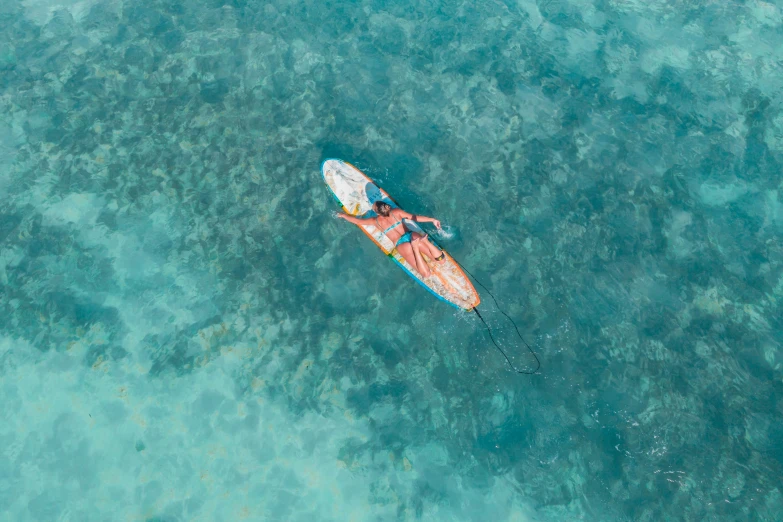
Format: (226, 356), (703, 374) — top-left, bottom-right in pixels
(452, 259), (541, 374)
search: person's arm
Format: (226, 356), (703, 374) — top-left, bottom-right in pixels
(336, 213), (375, 225)
(396, 209), (441, 229)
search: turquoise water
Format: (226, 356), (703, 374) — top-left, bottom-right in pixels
(1, 0), (782, 519)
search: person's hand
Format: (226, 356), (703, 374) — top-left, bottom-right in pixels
(335, 213), (348, 220)
(432, 219), (442, 229)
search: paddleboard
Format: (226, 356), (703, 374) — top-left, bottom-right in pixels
(322, 158), (480, 311)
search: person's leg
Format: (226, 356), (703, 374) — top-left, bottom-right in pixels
(397, 241), (431, 278)
(397, 243), (430, 277)
(416, 235), (445, 262)
(408, 233), (434, 276)
(411, 233), (444, 264)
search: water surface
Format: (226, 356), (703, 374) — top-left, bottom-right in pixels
(1, 0), (782, 520)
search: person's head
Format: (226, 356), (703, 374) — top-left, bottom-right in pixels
(373, 201), (392, 217)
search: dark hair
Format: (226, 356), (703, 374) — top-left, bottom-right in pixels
(373, 201), (392, 217)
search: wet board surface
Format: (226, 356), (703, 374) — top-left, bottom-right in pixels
(322, 158), (480, 311)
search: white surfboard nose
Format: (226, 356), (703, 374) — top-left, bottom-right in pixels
(322, 158), (342, 173)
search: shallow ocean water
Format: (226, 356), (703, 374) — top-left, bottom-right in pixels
(1, 0), (782, 520)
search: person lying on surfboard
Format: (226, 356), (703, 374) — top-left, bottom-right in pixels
(337, 201), (445, 278)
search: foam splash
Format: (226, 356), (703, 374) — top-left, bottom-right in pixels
(433, 225), (457, 241)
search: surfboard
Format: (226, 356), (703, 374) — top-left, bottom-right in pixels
(321, 158), (480, 311)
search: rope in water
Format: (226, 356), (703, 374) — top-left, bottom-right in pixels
(451, 258), (541, 375)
